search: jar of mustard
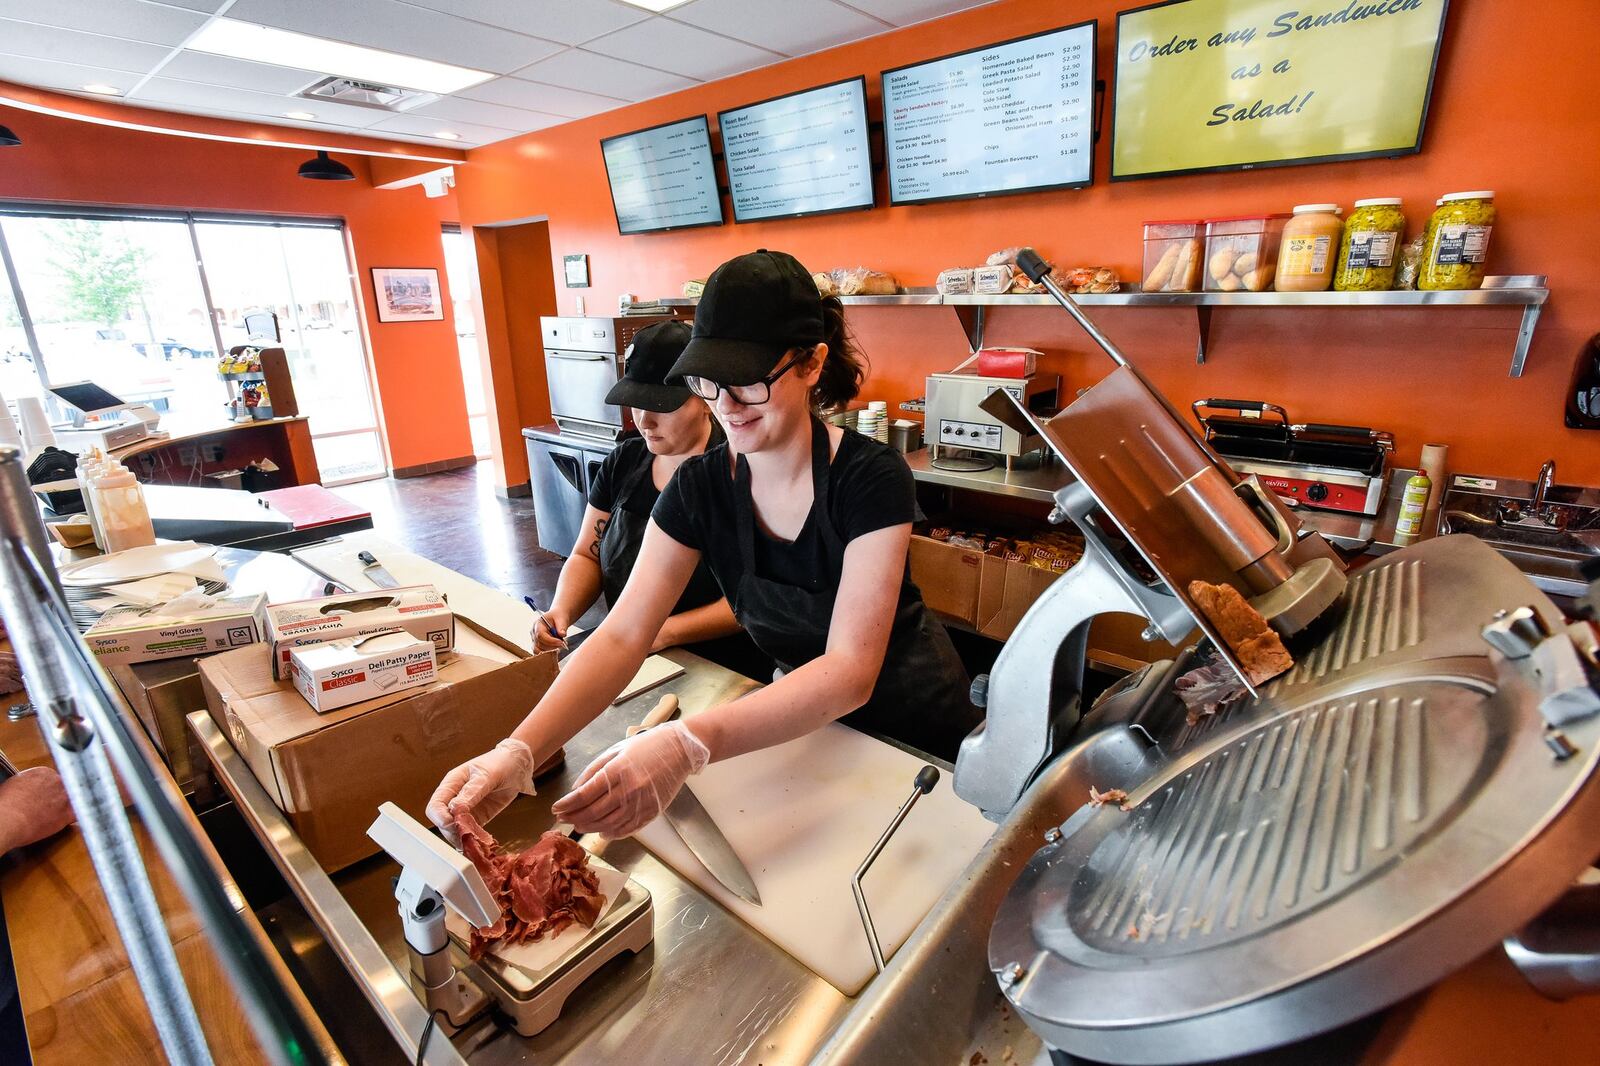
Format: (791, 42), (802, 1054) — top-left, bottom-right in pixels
(1419, 191), (1496, 290)
(1275, 204), (1343, 292)
(1334, 198), (1405, 291)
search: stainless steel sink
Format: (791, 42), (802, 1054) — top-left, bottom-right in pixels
(1438, 472), (1600, 597)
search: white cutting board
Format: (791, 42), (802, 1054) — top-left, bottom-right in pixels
(635, 716), (996, 997)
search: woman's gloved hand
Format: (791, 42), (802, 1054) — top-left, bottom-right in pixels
(426, 738), (536, 842)
(552, 721), (710, 838)
(530, 611), (569, 656)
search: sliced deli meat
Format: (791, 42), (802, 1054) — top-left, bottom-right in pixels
(455, 810), (606, 959)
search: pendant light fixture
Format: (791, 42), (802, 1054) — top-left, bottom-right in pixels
(0, 124), (19, 147)
(297, 150), (354, 181)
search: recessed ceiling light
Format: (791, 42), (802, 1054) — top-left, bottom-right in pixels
(617, 0), (690, 10)
(435, 131), (460, 140)
(284, 110), (317, 121)
(187, 18), (494, 95)
(81, 83), (123, 96)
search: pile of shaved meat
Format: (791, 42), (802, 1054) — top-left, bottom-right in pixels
(454, 810), (606, 959)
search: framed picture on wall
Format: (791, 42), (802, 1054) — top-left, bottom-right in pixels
(371, 267), (444, 322)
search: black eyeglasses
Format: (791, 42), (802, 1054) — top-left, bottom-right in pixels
(685, 349), (809, 406)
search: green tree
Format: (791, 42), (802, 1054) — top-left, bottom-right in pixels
(48, 220), (147, 327)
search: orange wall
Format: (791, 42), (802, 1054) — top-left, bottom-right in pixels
(0, 104), (474, 473)
(456, 0), (1600, 486)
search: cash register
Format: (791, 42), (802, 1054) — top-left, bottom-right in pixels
(48, 380), (161, 452)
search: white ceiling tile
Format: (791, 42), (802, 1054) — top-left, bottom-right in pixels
(365, 111), (544, 145)
(400, 0), (649, 47)
(130, 76), (395, 129)
(408, 93), (546, 130)
(456, 76), (625, 119)
(836, 0), (991, 27)
(0, 54), (144, 97)
(156, 52), (322, 96)
(227, 0), (563, 76)
(0, 20), (172, 74)
(515, 48), (696, 102)
(670, 0), (886, 56)
(0, 0), (207, 46)
(146, 0), (232, 12)
(585, 18), (779, 80)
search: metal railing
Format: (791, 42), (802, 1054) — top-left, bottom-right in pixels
(0, 444), (328, 1066)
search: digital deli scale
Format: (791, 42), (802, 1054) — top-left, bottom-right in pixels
(367, 803), (653, 1039)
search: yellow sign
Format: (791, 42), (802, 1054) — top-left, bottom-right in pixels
(1112, 0), (1449, 179)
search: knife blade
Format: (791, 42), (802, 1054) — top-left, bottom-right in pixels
(357, 550), (399, 588)
(664, 784), (763, 906)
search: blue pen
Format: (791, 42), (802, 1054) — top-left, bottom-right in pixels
(523, 596), (565, 641)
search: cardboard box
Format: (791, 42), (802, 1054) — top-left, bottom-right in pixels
(85, 592), (267, 666)
(909, 533), (1066, 641)
(909, 535), (984, 628)
(264, 585), (454, 679)
(200, 623), (555, 872)
(289, 630), (438, 713)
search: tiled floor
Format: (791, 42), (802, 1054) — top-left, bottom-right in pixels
(336, 461), (607, 629)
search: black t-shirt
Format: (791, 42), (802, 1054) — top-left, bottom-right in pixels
(651, 431), (922, 601)
(587, 436), (723, 612)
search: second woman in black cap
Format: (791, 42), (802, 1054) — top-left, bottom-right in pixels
(531, 320), (764, 677)
(430, 251), (979, 841)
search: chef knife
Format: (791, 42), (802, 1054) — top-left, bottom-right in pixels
(663, 782), (763, 907)
(356, 550), (399, 588)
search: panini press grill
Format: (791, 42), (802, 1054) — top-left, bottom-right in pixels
(953, 248), (1600, 1064)
(1193, 399), (1393, 516)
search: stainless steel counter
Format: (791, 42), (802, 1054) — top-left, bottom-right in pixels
(195, 650), (864, 1065)
(905, 446), (1426, 554)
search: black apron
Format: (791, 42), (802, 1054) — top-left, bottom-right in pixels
(729, 419), (980, 759)
(597, 446), (771, 680)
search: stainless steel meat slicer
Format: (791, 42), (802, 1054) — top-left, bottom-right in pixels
(953, 248), (1600, 1063)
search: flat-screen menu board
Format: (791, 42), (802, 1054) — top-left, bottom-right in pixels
(1112, 0), (1449, 180)
(718, 77), (873, 223)
(882, 21), (1096, 206)
(600, 116), (723, 235)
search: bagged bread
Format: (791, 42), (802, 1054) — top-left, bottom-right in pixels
(834, 268), (898, 296)
(812, 272), (838, 297)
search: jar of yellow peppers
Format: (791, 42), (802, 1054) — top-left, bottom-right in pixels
(1419, 191), (1496, 290)
(1334, 198), (1406, 291)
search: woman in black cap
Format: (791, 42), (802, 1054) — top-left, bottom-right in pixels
(430, 251), (978, 840)
(530, 320), (762, 676)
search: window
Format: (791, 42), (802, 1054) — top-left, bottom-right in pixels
(0, 206), (387, 483)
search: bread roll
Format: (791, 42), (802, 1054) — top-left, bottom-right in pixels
(1233, 251), (1258, 277)
(1242, 265), (1275, 292)
(1145, 243), (1181, 291)
(1209, 248), (1239, 281)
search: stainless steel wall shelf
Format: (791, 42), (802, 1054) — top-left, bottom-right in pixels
(658, 276), (1549, 376)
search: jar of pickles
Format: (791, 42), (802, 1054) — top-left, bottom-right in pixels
(1419, 191), (1495, 290)
(1334, 198), (1405, 291)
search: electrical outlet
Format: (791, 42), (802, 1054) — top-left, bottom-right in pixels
(205, 444), (225, 462)
(178, 444), (199, 466)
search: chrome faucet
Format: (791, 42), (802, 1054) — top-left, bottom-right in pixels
(1531, 458), (1557, 517)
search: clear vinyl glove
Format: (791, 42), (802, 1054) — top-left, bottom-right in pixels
(551, 721), (709, 839)
(426, 738), (536, 843)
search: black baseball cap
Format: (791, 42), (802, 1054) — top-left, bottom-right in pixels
(667, 249), (824, 387)
(606, 321), (694, 413)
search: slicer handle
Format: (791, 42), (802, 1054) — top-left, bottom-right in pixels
(914, 766), (940, 795)
(1015, 247), (1051, 283)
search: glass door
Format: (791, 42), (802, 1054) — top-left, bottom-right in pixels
(194, 221), (386, 483)
(441, 226), (489, 459)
